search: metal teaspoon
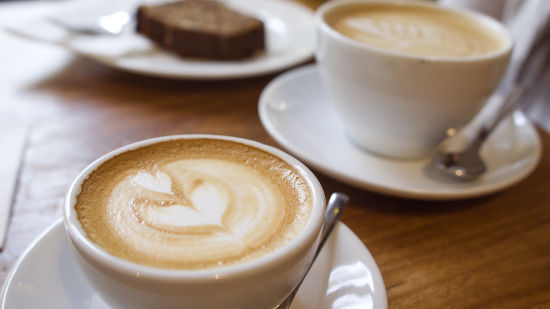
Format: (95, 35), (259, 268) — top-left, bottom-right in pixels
(274, 192), (349, 309)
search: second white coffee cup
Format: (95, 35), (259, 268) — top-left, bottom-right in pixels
(316, 0), (513, 158)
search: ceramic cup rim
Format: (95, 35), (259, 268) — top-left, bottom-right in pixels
(316, 0), (514, 63)
(63, 134), (325, 283)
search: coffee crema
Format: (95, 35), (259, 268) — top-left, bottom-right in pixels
(75, 139), (313, 270)
(326, 3), (506, 58)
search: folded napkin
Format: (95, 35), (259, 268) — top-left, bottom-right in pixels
(0, 118), (26, 250)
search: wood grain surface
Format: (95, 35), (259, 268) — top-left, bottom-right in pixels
(1, 1), (549, 308)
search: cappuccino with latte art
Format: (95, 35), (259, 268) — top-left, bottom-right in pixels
(75, 138), (313, 270)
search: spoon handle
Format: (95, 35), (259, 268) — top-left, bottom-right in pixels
(317, 193), (349, 259)
(275, 192), (349, 309)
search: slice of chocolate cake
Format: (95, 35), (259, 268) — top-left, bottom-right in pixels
(136, 0), (265, 60)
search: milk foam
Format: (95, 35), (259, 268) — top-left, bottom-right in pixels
(328, 5), (505, 57)
(75, 139), (312, 270)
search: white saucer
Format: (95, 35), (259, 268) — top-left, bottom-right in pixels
(4, 0), (314, 80)
(259, 65), (542, 200)
(0, 219), (387, 309)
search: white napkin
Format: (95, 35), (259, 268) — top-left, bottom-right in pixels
(0, 119), (26, 250)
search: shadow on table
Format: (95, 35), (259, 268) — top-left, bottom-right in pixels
(22, 55), (301, 149)
(314, 172), (496, 216)
(25, 54), (310, 95)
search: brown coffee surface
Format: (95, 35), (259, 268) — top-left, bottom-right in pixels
(326, 3), (506, 57)
(75, 139), (313, 270)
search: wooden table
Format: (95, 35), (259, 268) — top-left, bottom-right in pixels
(1, 2), (549, 308)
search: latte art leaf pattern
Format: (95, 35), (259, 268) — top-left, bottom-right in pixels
(75, 139), (313, 270)
(329, 5), (505, 57)
(109, 159), (284, 256)
(343, 16), (483, 57)
(132, 170), (227, 229)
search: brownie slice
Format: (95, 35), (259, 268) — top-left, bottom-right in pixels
(136, 0), (265, 60)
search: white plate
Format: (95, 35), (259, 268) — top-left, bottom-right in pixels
(5, 0), (315, 80)
(258, 64), (542, 200)
(0, 219), (387, 309)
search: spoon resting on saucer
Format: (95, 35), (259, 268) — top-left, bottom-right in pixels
(434, 16), (550, 181)
(274, 192), (349, 309)
(434, 86), (524, 180)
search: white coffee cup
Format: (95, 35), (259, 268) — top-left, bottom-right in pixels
(63, 135), (325, 309)
(316, 0), (513, 159)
